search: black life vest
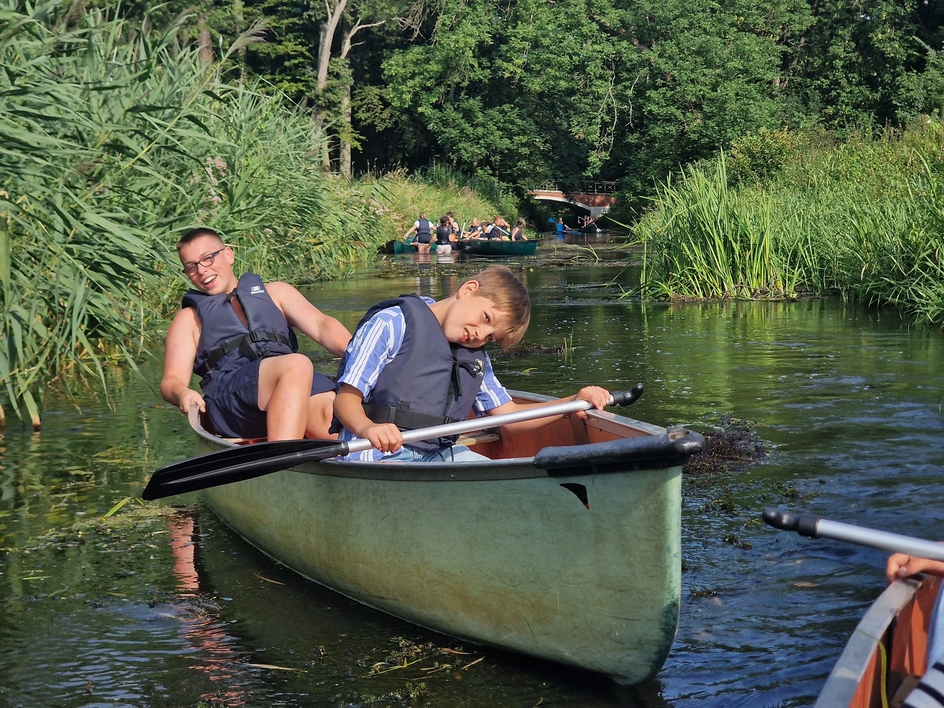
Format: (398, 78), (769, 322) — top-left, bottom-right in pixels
(183, 273), (298, 390)
(436, 224), (452, 245)
(416, 218), (432, 243)
(335, 295), (487, 450)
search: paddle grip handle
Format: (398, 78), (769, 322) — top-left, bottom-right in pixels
(763, 508), (822, 538)
(609, 383), (644, 407)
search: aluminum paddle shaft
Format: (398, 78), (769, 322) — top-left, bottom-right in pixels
(763, 509), (944, 562)
(358, 383), (644, 455)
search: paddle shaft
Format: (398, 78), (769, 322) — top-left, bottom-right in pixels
(353, 386), (640, 454)
(763, 509), (944, 562)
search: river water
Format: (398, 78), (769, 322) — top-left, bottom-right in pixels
(2, 237), (943, 707)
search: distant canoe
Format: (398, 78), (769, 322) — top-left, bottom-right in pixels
(464, 239), (537, 256)
(392, 240), (437, 254)
(815, 574), (941, 707)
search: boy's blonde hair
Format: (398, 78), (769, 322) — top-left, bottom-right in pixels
(460, 265), (531, 350)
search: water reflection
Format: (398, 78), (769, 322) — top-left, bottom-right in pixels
(169, 512), (253, 707)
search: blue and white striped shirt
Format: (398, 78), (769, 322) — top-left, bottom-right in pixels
(337, 297), (511, 461)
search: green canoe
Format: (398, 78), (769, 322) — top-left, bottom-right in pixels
(392, 239), (437, 254)
(193, 391), (703, 684)
(464, 238), (537, 256)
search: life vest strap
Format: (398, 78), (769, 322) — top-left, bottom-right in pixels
(362, 403), (463, 431)
(200, 328), (294, 375)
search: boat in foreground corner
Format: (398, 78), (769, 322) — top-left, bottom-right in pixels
(464, 238), (537, 256)
(815, 574), (940, 707)
(191, 390), (704, 684)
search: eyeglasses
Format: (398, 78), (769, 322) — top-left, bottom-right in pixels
(182, 247), (226, 276)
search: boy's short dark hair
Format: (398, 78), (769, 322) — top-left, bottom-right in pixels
(460, 265), (531, 350)
(176, 227), (224, 252)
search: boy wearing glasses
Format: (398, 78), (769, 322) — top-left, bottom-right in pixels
(160, 228), (351, 441)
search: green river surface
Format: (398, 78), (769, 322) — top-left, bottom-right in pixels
(2, 235), (943, 707)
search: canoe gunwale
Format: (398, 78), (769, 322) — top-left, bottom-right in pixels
(188, 392), (705, 482)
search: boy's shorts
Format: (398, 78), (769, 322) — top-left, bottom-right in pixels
(205, 359), (335, 439)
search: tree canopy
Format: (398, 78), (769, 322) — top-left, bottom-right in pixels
(111, 0), (944, 208)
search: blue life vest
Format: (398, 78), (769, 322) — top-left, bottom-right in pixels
(183, 273), (298, 390)
(335, 295), (487, 450)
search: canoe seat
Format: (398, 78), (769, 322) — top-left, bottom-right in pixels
(455, 429), (501, 446)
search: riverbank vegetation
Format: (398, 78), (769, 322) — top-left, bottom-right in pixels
(0, 2), (498, 426)
(634, 124), (944, 324)
(150, 0), (944, 215)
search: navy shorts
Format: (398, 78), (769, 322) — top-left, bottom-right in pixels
(205, 359), (335, 439)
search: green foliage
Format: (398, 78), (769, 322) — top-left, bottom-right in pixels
(728, 128), (808, 185)
(789, 0), (942, 130)
(0, 0), (382, 425)
(636, 155), (800, 301)
(634, 122), (944, 326)
(141, 0), (944, 219)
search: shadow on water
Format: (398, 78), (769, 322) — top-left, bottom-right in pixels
(1, 244), (944, 706)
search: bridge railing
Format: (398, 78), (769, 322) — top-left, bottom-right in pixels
(533, 180), (617, 195)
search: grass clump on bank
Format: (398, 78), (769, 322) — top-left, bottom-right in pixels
(634, 123), (944, 325)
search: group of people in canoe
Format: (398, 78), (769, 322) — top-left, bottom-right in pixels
(402, 213), (528, 253)
(162, 227), (607, 462)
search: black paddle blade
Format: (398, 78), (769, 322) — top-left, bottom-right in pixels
(141, 438), (346, 501)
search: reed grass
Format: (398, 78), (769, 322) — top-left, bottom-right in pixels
(636, 155), (800, 300)
(634, 123), (944, 326)
(0, 0), (384, 426)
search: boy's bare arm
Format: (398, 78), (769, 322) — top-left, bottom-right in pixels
(161, 308), (205, 414)
(334, 383), (404, 452)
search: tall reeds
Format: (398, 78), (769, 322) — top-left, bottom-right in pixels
(0, 0), (376, 426)
(634, 124), (944, 326)
(636, 155), (800, 300)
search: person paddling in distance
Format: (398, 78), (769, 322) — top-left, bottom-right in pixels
(510, 218), (527, 241)
(161, 228), (352, 441)
(434, 215), (454, 256)
(331, 265), (610, 462)
(463, 218), (484, 240)
(403, 213), (433, 254)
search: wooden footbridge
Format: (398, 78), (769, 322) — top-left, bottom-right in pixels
(529, 181), (617, 217)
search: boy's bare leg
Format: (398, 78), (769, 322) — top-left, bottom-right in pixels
(305, 391), (337, 440)
(257, 354), (314, 440)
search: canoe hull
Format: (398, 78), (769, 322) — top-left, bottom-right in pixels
(464, 239), (537, 256)
(198, 393), (697, 684)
